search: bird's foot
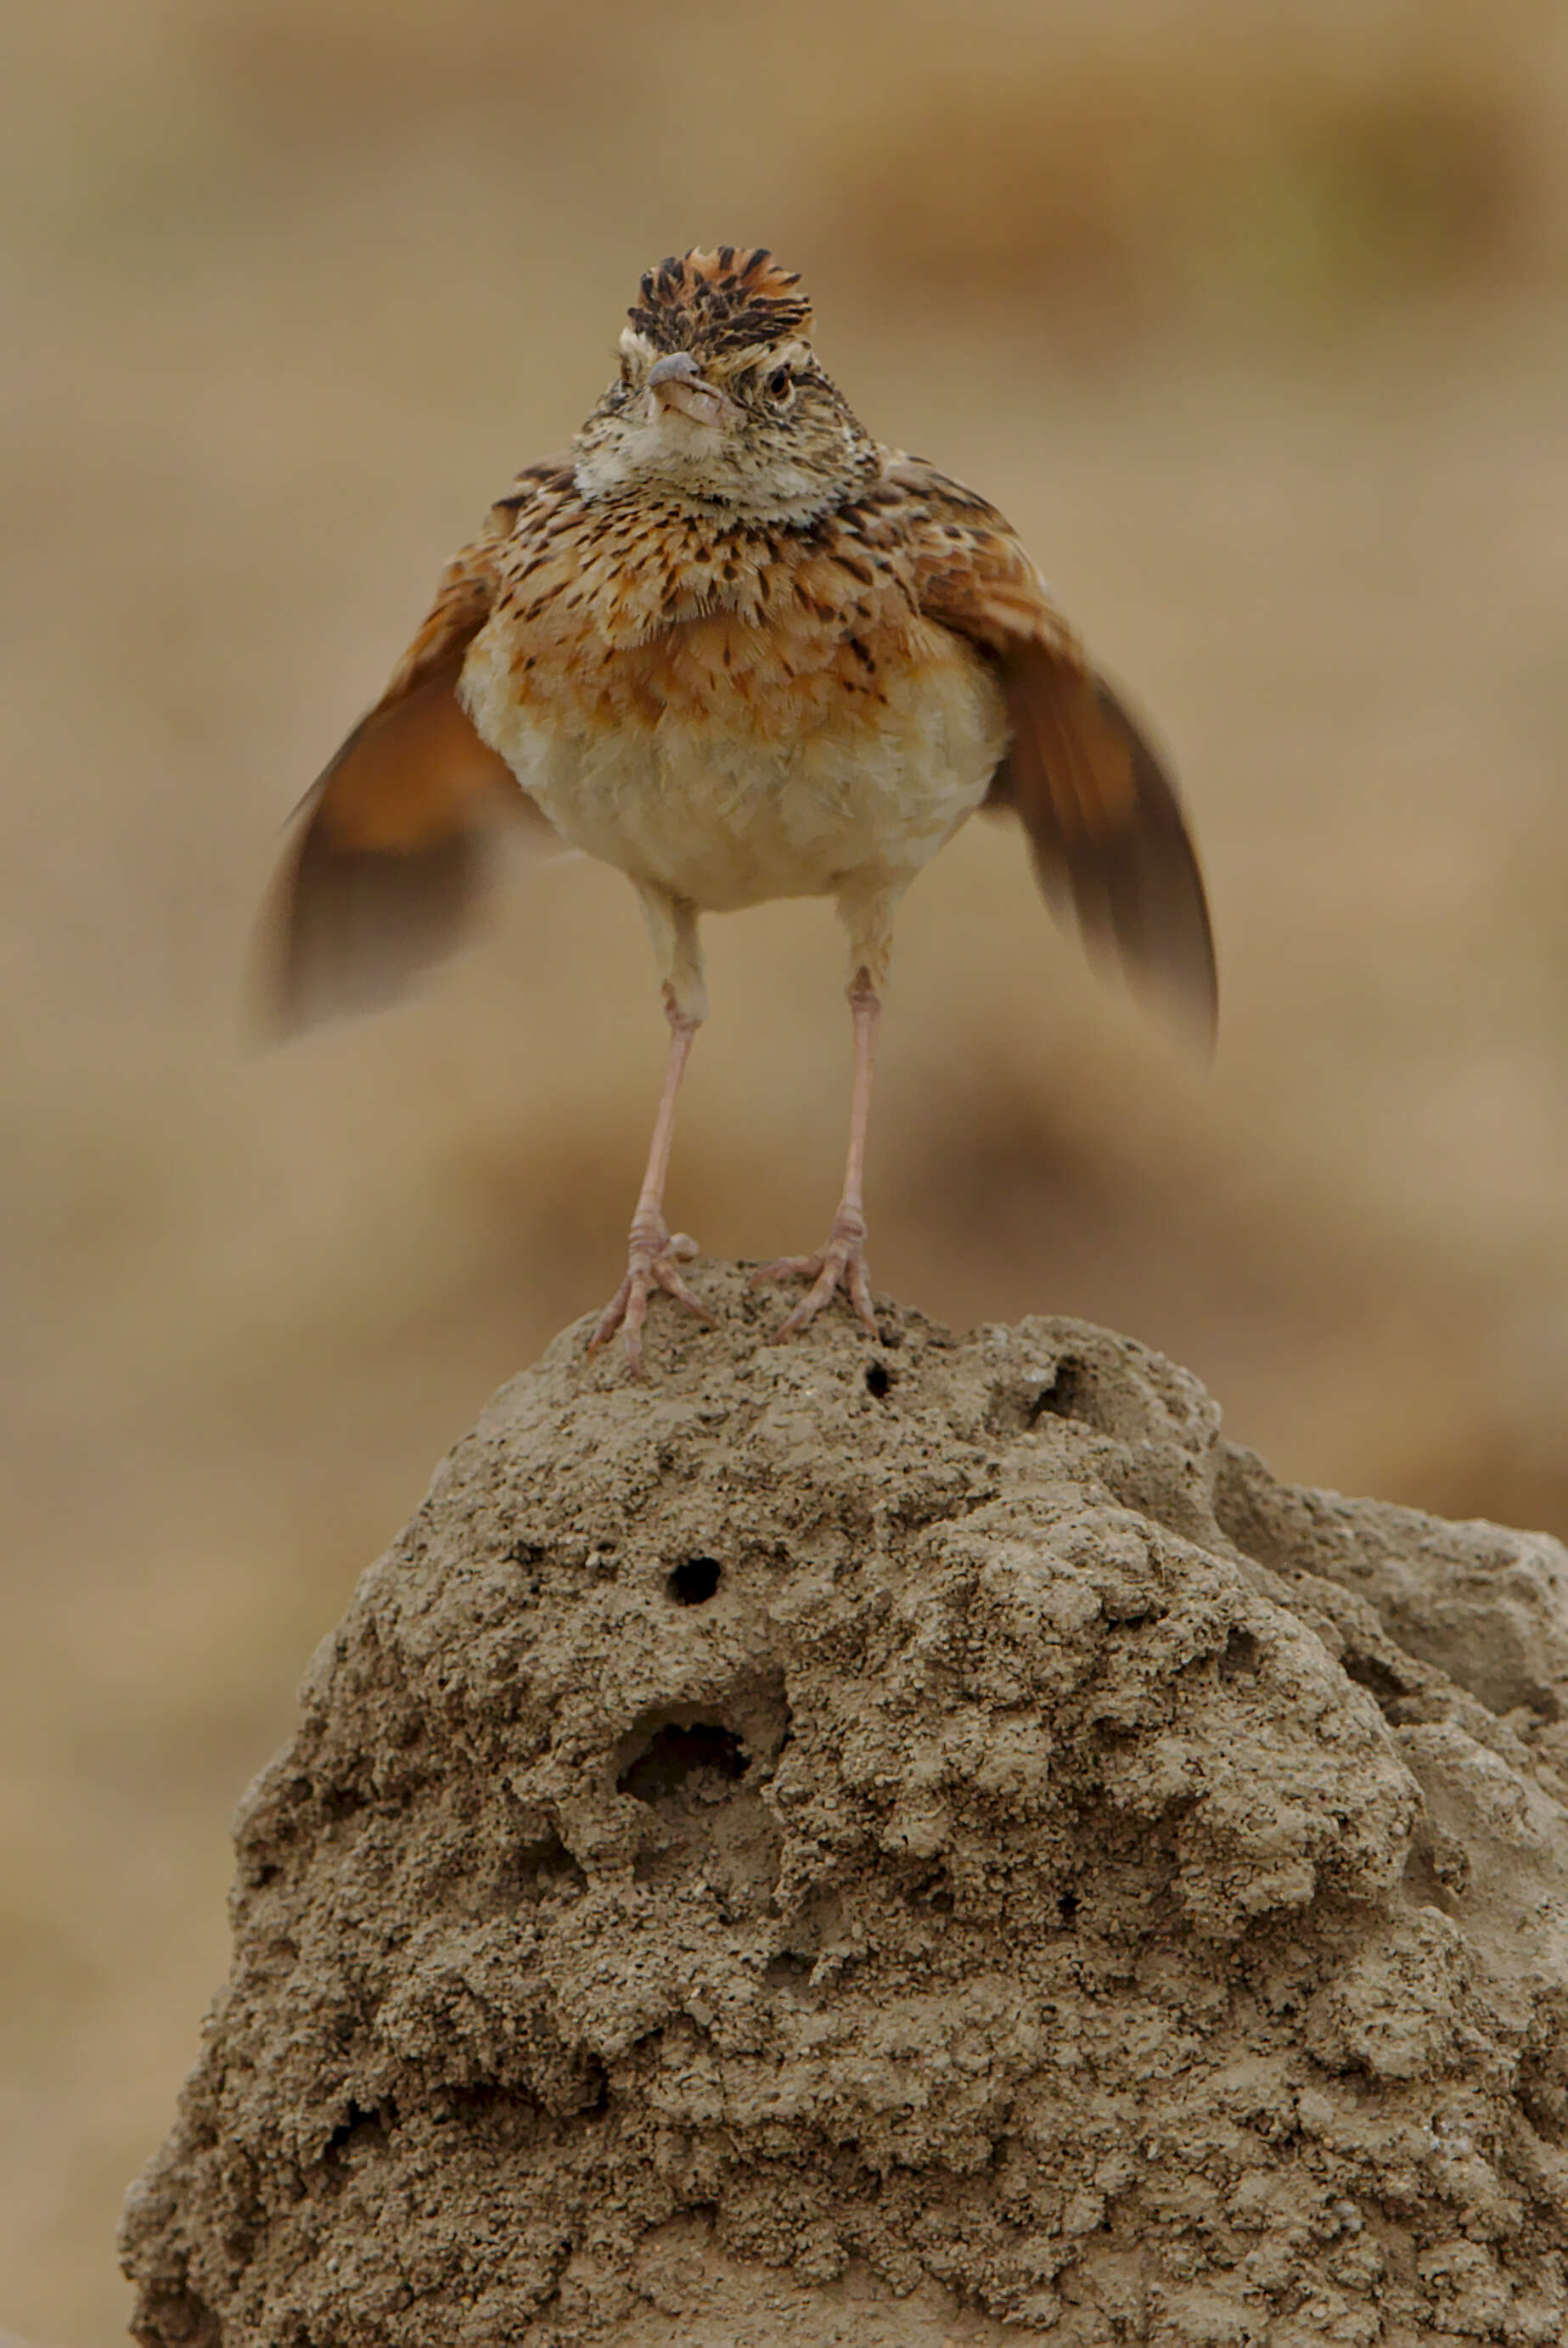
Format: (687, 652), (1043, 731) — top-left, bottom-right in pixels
(751, 1212), (877, 1341)
(587, 1223), (711, 1374)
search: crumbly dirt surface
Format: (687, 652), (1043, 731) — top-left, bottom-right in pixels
(121, 1267), (1568, 2346)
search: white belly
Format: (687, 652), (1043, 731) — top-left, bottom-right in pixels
(462, 641), (1008, 915)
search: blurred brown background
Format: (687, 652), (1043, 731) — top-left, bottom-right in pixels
(4, 0), (1568, 2336)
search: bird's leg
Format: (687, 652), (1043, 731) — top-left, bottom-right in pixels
(753, 966), (880, 1341)
(590, 896), (713, 1373)
(588, 984), (713, 1373)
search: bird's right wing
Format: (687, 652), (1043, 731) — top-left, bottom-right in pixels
(254, 460), (570, 1038)
(885, 457), (1217, 1048)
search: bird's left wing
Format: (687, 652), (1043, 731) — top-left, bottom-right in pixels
(885, 457), (1217, 1047)
(255, 461), (570, 1037)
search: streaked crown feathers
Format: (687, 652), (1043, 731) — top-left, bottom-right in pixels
(627, 247), (815, 358)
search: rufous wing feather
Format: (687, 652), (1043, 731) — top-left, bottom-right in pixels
(253, 507), (555, 1037)
(889, 456), (1217, 1047)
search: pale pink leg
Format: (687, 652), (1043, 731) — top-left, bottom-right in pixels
(753, 969), (880, 1340)
(588, 987), (712, 1373)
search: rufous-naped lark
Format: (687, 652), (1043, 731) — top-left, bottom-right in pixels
(260, 247), (1217, 1371)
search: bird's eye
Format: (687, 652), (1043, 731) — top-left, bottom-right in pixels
(766, 366), (793, 400)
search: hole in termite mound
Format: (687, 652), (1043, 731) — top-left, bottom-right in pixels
(666, 1556), (722, 1605)
(618, 1721), (749, 1804)
(1030, 1355), (1095, 1425)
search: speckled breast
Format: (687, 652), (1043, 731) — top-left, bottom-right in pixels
(460, 597), (1008, 913)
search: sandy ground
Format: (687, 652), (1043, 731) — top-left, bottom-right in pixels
(5, 3), (1568, 2338)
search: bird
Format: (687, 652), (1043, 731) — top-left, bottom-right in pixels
(257, 246), (1217, 1373)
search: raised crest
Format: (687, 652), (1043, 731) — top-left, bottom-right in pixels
(627, 246), (815, 357)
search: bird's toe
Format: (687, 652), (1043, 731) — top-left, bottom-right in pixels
(587, 1228), (712, 1373)
(755, 1220), (876, 1342)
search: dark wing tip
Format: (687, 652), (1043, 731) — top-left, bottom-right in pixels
(992, 654), (1218, 1054)
(1088, 675), (1217, 1053)
(249, 822), (493, 1045)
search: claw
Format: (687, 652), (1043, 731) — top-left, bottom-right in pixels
(588, 1227), (711, 1373)
(752, 1219), (877, 1342)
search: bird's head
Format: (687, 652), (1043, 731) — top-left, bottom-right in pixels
(572, 248), (879, 523)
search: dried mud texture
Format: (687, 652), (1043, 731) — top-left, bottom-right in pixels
(122, 1267), (1568, 2347)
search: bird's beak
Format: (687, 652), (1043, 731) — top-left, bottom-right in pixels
(646, 351), (729, 429)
